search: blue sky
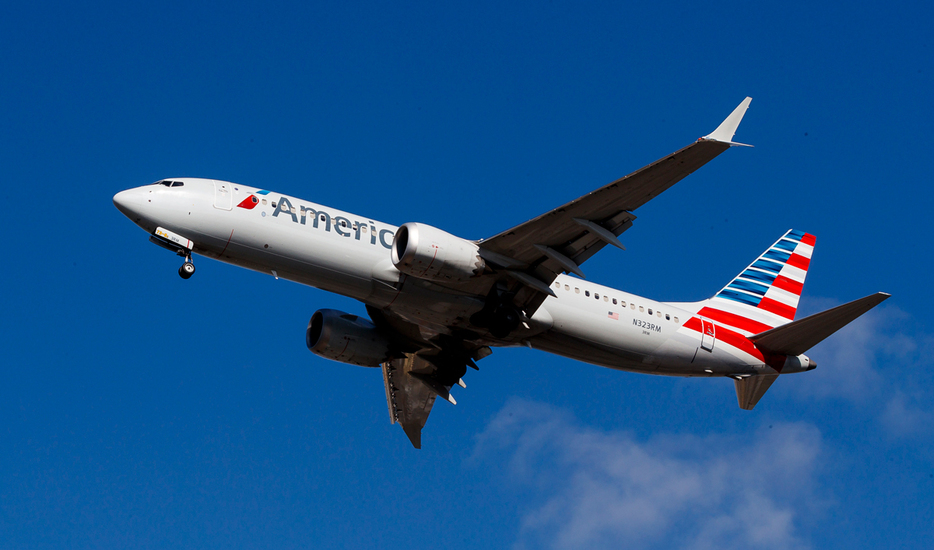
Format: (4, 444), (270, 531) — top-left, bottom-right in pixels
(2, 1), (932, 548)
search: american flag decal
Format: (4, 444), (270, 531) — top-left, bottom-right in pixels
(608, 311), (619, 320)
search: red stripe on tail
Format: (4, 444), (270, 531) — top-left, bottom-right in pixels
(771, 275), (803, 296)
(758, 297), (796, 319)
(697, 307), (774, 334)
(786, 253), (810, 270)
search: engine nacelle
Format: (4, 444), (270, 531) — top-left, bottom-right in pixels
(391, 222), (486, 282)
(306, 309), (391, 367)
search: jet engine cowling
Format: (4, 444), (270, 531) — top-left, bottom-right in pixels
(306, 309), (391, 367)
(390, 222), (486, 282)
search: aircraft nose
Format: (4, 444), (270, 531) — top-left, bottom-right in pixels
(113, 188), (142, 218)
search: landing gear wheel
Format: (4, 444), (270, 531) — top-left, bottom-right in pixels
(179, 261), (195, 279)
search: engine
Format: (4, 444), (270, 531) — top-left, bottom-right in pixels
(391, 222), (486, 283)
(306, 309), (391, 367)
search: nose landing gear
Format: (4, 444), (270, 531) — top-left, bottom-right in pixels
(178, 255), (196, 279)
(148, 227), (197, 280)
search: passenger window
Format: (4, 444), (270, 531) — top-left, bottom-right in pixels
(585, 290), (590, 297)
(555, 282), (560, 288)
(604, 296), (609, 302)
(674, 317), (679, 323)
(665, 314), (670, 320)
(594, 293), (599, 300)
(612, 298), (617, 305)
(639, 306), (644, 313)
(575, 288), (580, 294)
(621, 301), (626, 307)
(262, 199), (267, 205)
(657, 311), (662, 318)
(630, 303), (635, 310)
(565, 285), (570, 291)
(648, 308), (653, 315)
(272, 202), (277, 208)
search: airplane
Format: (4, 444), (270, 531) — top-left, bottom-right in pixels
(113, 97), (889, 448)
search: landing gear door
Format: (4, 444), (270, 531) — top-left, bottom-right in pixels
(213, 180), (232, 210)
(700, 319), (715, 352)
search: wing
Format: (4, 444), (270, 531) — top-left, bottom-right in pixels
(477, 98), (753, 316)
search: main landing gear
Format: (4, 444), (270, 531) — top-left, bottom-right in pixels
(178, 254), (195, 279)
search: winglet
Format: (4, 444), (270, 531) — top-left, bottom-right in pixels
(703, 97), (753, 146)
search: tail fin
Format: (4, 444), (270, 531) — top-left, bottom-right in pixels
(707, 229), (816, 331)
(735, 374), (778, 410)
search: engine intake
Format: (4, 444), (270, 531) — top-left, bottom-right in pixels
(306, 309), (391, 367)
(391, 222), (486, 282)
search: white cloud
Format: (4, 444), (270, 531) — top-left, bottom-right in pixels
(880, 392), (934, 438)
(474, 399), (823, 550)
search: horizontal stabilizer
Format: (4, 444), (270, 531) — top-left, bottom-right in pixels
(735, 374), (778, 410)
(750, 292), (890, 356)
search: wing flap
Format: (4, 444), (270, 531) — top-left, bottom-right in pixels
(382, 355), (438, 449)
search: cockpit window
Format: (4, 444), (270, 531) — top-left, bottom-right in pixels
(153, 180), (184, 187)
(171, 181), (184, 187)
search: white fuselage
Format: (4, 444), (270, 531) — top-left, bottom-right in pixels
(114, 178), (783, 378)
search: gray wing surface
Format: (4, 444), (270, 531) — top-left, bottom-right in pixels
(478, 98), (752, 316)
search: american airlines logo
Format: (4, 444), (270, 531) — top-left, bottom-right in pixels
(267, 196), (396, 249)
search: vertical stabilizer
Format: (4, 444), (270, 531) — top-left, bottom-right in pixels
(735, 374), (778, 410)
(706, 229), (816, 332)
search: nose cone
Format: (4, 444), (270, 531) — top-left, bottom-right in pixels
(113, 188), (142, 218)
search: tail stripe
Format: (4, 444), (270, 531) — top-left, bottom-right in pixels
(766, 286), (800, 305)
(697, 307), (773, 335)
(718, 289), (761, 306)
(758, 297), (796, 319)
(752, 259), (784, 273)
(787, 254), (810, 270)
(772, 275), (803, 295)
(762, 249), (791, 263)
(773, 239), (798, 252)
(727, 279), (769, 296)
(740, 269), (776, 285)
